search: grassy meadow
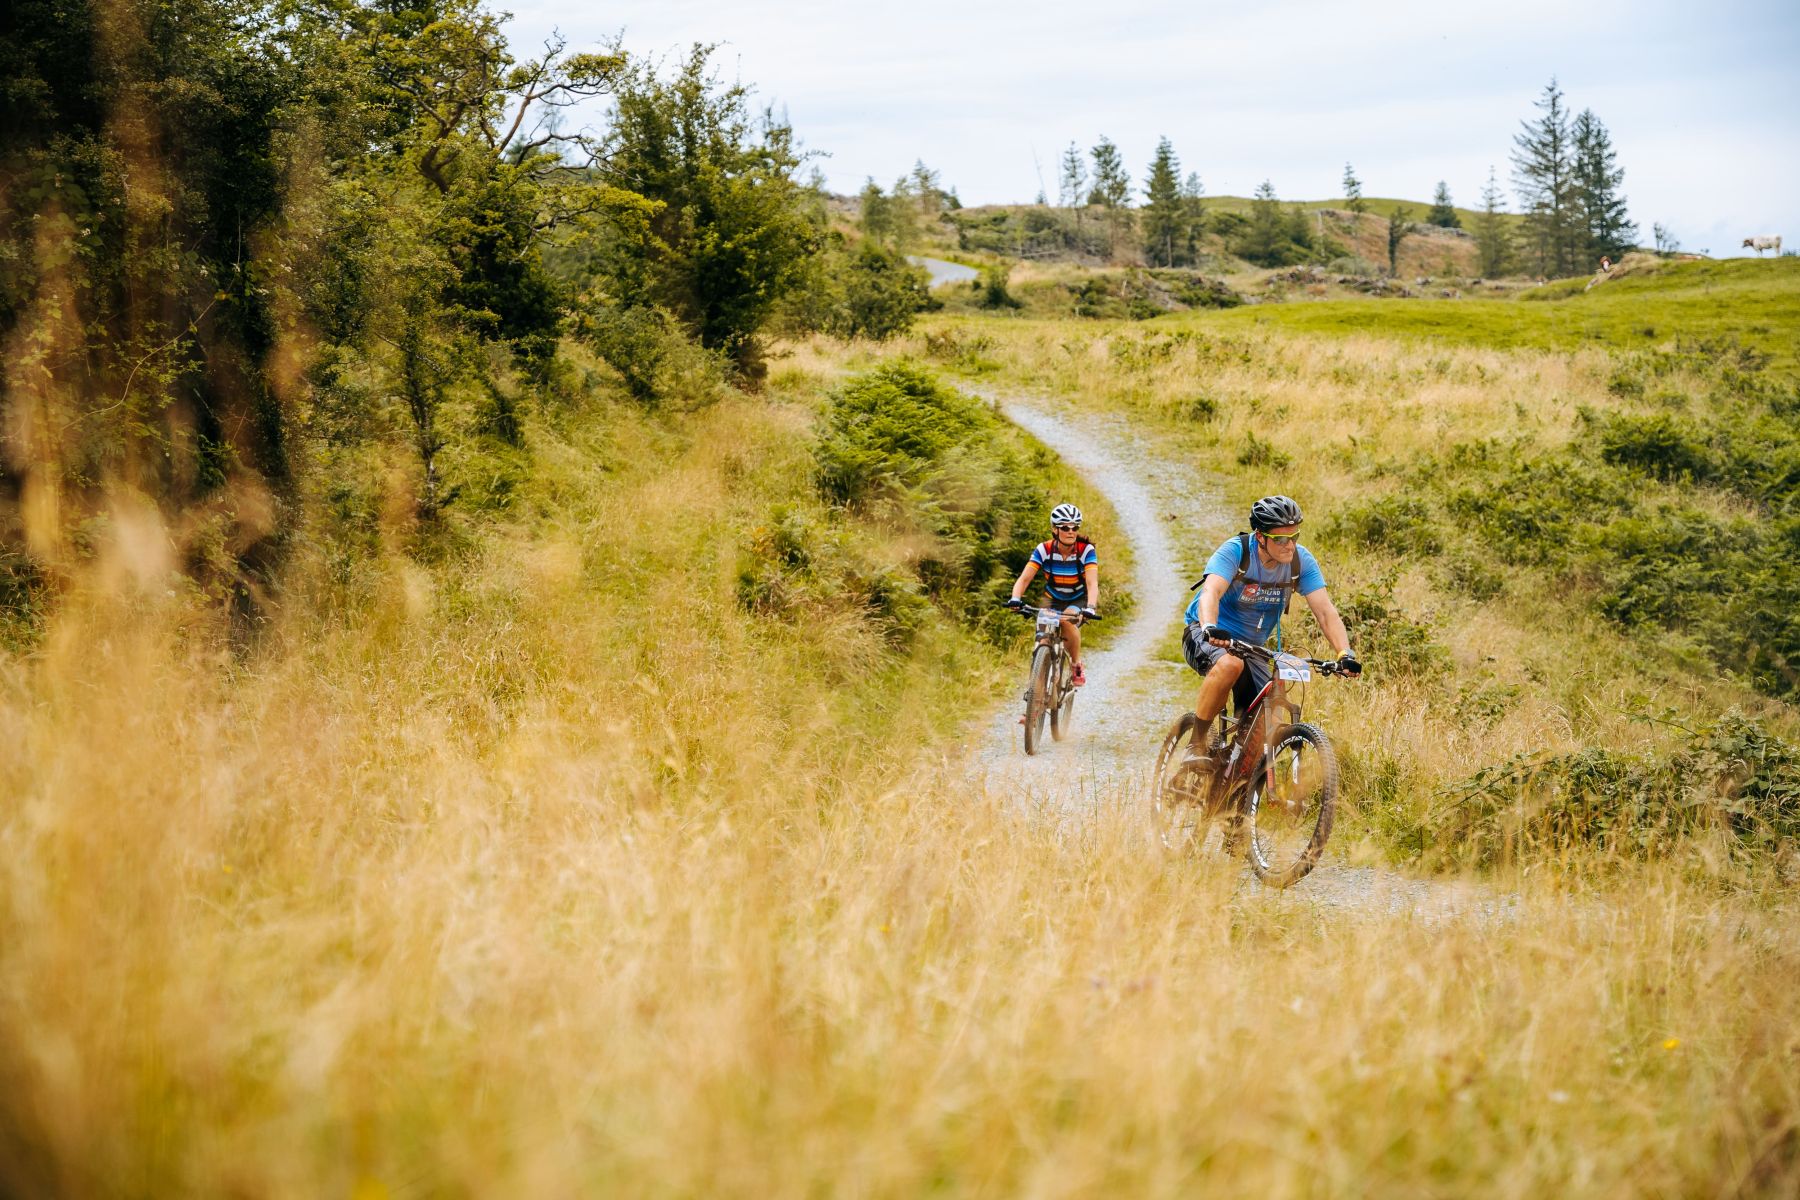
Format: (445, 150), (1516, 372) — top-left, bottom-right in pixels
(3, 273), (1799, 1196)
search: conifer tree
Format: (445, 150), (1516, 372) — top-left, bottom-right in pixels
(1088, 137), (1131, 209)
(1142, 137), (1184, 266)
(1088, 136), (1132, 256)
(1180, 171), (1207, 263)
(1429, 181), (1461, 228)
(1342, 162), (1366, 214)
(1474, 166), (1513, 277)
(1572, 110), (1637, 261)
(1241, 180), (1286, 266)
(1387, 204), (1413, 275)
(908, 159), (944, 222)
(1058, 142), (1088, 209)
(1512, 78), (1580, 276)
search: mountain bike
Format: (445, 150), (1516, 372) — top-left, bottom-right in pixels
(1150, 637), (1351, 887)
(1006, 603), (1097, 755)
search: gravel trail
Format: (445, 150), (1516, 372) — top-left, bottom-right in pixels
(964, 392), (1512, 922)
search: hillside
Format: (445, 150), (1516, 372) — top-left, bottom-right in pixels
(869, 193), (1517, 278)
(5, 2), (1798, 1193)
(1177, 255), (1800, 367)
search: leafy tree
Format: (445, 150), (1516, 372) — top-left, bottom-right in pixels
(1342, 162), (1366, 214)
(1474, 166), (1514, 277)
(1512, 78), (1581, 276)
(1428, 181), (1461, 229)
(1387, 204), (1414, 274)
(595, 44), (820, 379)
(1141, 138), (1184, 266)
(833, 244), (932, 339)
(859, 179), (894, 244)
(1572, 110), (1637, 262)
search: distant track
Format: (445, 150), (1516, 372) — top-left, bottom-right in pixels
(908, 256), (979, 288)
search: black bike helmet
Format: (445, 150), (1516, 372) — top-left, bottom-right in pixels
(1249, 494), (1303, 531)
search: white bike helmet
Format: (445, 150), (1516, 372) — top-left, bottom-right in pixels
(1050, 503), (1083, 528)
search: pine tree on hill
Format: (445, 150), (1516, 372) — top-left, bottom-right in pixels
(1512, 78), (1581, 277)
(1142, 137), (1183, 267)
(1572, 109), (1637, 262)
(1475, 166), (1513, 277)
(1180, 170), (1206, 263)
(1088, 137), (1131, 209)
(1058, 142), (1088, 210)
(1387, 204), (1413, 275)
(1342, 162), (1366, 214)
(1241, 180), (1287, 266)
(1089, 136), (1132, 256)
(1429, 181), (1461, 228)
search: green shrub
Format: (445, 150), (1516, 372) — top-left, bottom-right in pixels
(830, 244), (932, 340)
(1596, 411), (1714, 482)
(1337, 572), (1446, 678)
(812, 363), (1050, 631)
(736, 504), (931, 648)
(1324, 494), (1441, 553)
(1428, 715), (1800, 868)
(1235, 431), (1292, 470)
(977, 262), (1021, 310)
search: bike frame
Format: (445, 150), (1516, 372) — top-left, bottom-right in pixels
(1210, 640), (1339, 798)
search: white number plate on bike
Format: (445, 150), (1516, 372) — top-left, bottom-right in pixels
(1036, 610), (1062, 633)
(1274, 652), (1311, 682)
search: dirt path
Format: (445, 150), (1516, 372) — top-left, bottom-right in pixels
(965, 392), (1514, 922)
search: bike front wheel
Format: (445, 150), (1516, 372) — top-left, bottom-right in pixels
(1049, 658), (1074, 741)
(1023, 646), (1052, 755)
(1244, 722), (1338, 888)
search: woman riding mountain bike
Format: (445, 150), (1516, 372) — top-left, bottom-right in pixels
(1005, 502), (1099, 687)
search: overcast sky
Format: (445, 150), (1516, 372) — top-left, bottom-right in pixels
(504, 0), (1798, 257)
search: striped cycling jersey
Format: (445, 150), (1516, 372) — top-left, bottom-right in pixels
(1029, 537), (1097, 606)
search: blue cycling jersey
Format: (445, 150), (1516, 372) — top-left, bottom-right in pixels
(1182, 535), (1325, 644)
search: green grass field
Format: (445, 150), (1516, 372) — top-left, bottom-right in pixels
(1162, 257), (1800, 366)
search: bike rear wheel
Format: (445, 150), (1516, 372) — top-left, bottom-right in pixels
(1150, 713), (1215, 852)
(1023, 646), (1053, 755)
(1245, 722), (1338, 888)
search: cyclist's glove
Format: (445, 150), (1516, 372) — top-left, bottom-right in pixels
(1337, 651), (1362, 676)
(1201, 623), (1230, 645)
(1004, 596), (1024, 610)
(1080, 607), (1098, 620)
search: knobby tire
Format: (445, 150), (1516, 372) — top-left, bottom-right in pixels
(1023, 646), (1053, 756)
(1245, 722), (1338, 888)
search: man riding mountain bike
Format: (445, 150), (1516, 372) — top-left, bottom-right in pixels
(1182, 495), (1360, 749)
(1006, 503), (1100, 686)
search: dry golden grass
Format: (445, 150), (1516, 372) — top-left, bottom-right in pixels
(3, 347), (1797, 1196)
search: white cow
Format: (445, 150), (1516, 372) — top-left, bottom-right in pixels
(1742, 235), (1782, 256)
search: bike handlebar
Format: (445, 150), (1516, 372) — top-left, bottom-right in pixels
(1005, 603), (1099, 622)
(1211, 636), (1352, 676)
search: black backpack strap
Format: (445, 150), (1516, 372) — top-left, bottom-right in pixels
(1188, 532), (1252, 592)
